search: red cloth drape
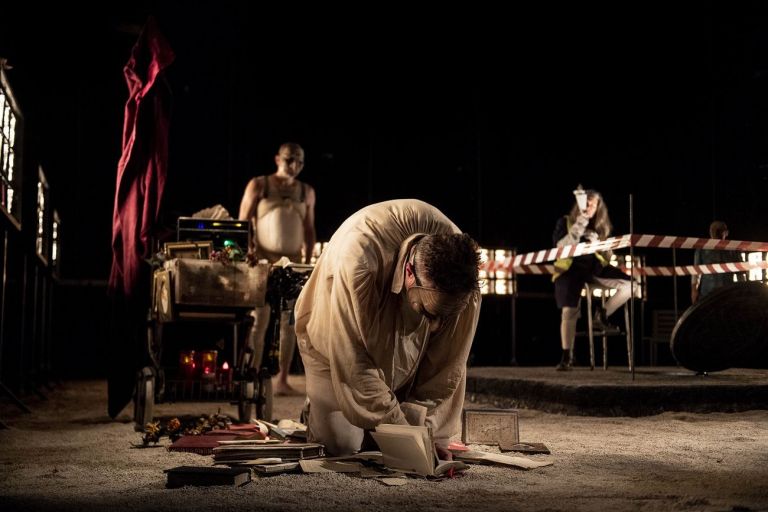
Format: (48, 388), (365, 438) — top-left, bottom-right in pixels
(109, 17), (174, 298)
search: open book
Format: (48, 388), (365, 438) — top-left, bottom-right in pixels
(370, 424), (467, 477)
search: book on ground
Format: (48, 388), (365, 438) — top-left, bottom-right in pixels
(165, 466), (251, 488)
(499, 441), (551, 455)
(167, 429), (266, 455)
(212, 442), (324, 462)
(370, 424), (467, 477)
(251, 462), (300, 475)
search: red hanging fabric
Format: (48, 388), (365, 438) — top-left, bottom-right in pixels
(109, 17), (174, 298)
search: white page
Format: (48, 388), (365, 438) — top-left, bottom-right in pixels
(370, 431), (433, 476)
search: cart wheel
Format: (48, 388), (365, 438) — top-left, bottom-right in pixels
(133, 367), (155, 432)
(238, 374), (274, 423)
(257, 375), (273, 423)
(238, 378), (257, 424)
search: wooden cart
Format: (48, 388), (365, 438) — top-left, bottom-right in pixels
(134, 258), (274, 429)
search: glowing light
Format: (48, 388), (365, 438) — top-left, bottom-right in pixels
(477, 247), (515, 295)
(747, 252), (764, 283)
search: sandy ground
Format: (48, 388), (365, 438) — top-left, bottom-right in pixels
(0, 376), (767, 512)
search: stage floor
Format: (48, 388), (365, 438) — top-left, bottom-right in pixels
(466, 366), (768, 416)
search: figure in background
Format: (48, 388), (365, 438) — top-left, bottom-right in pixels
(552, 187), (638, 371)
(691, 221), (746, 304)
(294, 199), (481, 456)
(238, 142), (316, 395)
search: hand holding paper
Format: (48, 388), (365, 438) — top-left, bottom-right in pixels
(573, 184), (587, 213)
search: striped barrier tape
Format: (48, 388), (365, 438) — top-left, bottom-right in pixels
(634, 260), (768, 277)
(510, 234), (768, 268)
(480, 233), (768, 276)
(480, 260), (768, 276)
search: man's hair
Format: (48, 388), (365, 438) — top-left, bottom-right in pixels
(279, 142), (304, 155)
(709, 221), (728, 239)
(417, 233), (480, 294)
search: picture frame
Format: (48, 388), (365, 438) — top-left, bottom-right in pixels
(461, 408), (519, 445)
(164, 241), (213, 260)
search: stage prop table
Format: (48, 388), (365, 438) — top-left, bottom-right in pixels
(134, 258), (310, 428)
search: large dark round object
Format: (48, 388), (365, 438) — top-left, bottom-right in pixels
(671, 282), (768, 372)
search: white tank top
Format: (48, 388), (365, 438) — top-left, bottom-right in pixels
(255, 175), (307, 263)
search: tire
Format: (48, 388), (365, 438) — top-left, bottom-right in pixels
(133, 367), (155, 431)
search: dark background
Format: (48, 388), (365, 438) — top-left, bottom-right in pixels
(2, 2), (767, 377)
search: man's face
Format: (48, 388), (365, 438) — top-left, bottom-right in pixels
(276, 148), (305, 178)
(406, 261), (443, 333)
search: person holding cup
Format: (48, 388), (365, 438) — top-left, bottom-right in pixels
(551, 186), (636, 371)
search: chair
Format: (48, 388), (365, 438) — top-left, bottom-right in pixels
(577, 283), (633, 371)
(643, 309), (677, 366)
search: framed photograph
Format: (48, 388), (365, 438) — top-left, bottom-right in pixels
(164, 241), (213, 260)
(461, 408), (519, 445)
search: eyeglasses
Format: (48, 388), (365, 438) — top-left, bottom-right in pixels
(409, 260), (439, 322)
(411, 259), (424, 287)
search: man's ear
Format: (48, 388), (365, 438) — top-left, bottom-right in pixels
(404, 262), (416, 287)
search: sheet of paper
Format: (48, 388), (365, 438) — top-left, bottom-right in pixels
(370, 430), (433, 476)
(458, 450), (553, 469)
(299, 459), (362, 473)
(378, 477), (409, 486)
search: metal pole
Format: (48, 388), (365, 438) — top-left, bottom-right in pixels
(510, 282), (517, 366)
(629, 194), (635, 381)
(672, 248), (679, 320)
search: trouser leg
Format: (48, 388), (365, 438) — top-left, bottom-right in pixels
(246, 305), (270, 369)
(303, 361), (364, 456)
(279, 308), (296, 375)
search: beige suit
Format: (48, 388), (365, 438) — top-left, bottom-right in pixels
(294, 199), (481, 455)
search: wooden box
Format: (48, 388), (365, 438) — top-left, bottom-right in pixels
(153, 259), (268, 321)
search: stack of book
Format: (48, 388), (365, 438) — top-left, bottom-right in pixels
(212, 441), (325, 465)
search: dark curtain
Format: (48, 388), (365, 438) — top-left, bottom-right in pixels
(107, 17), (174, 418)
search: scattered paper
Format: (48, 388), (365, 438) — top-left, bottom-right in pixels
(299, 460), (363, 473)
(456, 450), (553, 469)
(378, 477), (409, 486)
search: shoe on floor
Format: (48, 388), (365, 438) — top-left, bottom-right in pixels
(555, 349), (573, 371)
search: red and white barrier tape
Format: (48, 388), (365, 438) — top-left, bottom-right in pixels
(481, 260), (768, 276)
(510, 234), (768, 268)
(637, 260), (768, 277)
(512, 235), (768, 267)
(480, 233), (768, 276)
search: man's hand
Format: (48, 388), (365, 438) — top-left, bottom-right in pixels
(435, 443), (453, 461)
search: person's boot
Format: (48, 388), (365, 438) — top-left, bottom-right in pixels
(593, 306), (620, 334)
(555, 349), (573, 371)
